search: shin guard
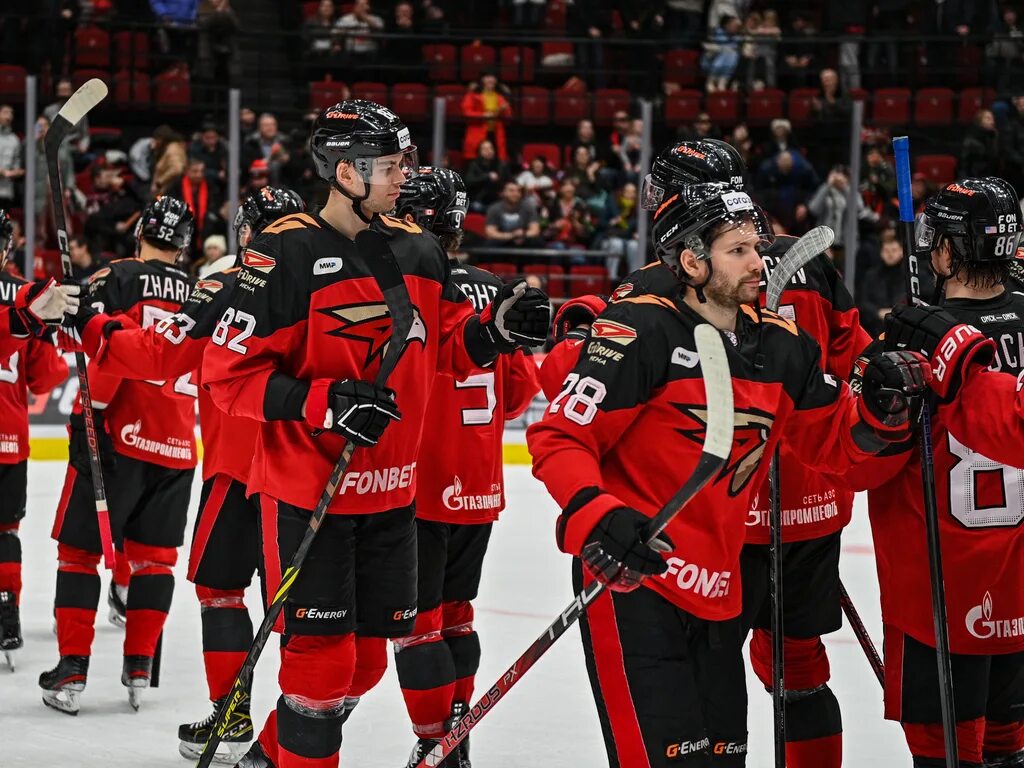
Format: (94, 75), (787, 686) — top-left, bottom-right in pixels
(54, 544), (101, 657)
(197, 585), (251, 701)
(123, 540), (176, 657)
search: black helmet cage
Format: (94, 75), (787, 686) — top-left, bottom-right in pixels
(136, 196), (194, 259)
(395, 167), (468, 235)
(0, 208), (11, 266)
(233, 186), (307, 243)
(641, 139), (746, 211)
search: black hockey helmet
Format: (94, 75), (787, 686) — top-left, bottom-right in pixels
(310, 99), (419, 219)
(395, 167), (468, 235)
(233, 186), (306, 244)
(0, 208), (12, 266)
(136, 195), (194, 254)
(640, 139), (746, 211)
(916, 177), (1022, 264)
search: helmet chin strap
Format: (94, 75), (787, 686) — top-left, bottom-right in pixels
(332, 179), (376, 224)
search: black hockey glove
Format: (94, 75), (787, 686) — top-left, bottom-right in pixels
(11, 279), (80, 337)
(479, 279), (551, 352)
(306, 379), (401, 447)
(68, 410), (116, 476)
(552, 294), (608, 342)
(857, 351), (932, 443)
(581, 507), (672, 593)
(884, 304), (994, 401)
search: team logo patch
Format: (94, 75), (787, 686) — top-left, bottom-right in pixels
(317, 301), (427, 367)
(195, 279), (223, 293)
(611, 282), (634, 301)
(591, 319), (638, 346)
(241, 249), (276, 273)
(674, 404), (775, 496)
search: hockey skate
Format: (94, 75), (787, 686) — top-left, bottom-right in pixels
(0, 590), (22, 671)
(404, 737), (460, 768)
(178, 696), (253, 764)
(121, 655), (152, 711)
(233, 741), (274, 768)
(39, 655), (89, 715)
(447, 701), (471, 768)
(107, 580), (127, 628)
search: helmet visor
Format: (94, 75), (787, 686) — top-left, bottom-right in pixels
(915, 213), (939, 253)
(353, 147), (420, 186)
(640, 173), (667, 211)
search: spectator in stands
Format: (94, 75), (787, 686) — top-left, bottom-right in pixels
(151, 127), (188, 197)
(4, 219), (26, 278)
(197, 0), (240, 96)
(464, 139), (510, 212)
(386, 1), (420, 67)
(808, 163), (879, 266)
(484, 181), (543, 249)
(664, 0), (705, 46)
(568, 2), (612, 88)
(861, 144), (897, 221)
(243, 158), (272, 199)
(961, 108), (1001, 178)
(703, 14), (743, 91)
(866, 0), (908, 83)
(281, 112), (322, 209)
(523, 272), (544, 290)
(677, 112), (720, 142)
(542, 179), (594, 251)
(239, 107), (258, 141)
(762, 118), (796, 160)
(68, 235), (103, 284)
(986, 6), (1024, 91)
(857, 228), (906, 336)
(516, 156), (556, 205)
(564, 145), (602, 202)
(189, 122), (228, 183)
(755, 149), (819, 233)
(825, 0), (866, 91)
(779, 14), (818, 88)
(729, 124), (756, 181)
(421, 0), (449, 35)
(0, 105), (23, 211)
(614, 118), (645, 185)
(598, 181), (641, 277)
(151, 0), (199, 25)
(335, 0), (385, 62)
(462, 72), (513, 162)
(743, 10), (781, 89)
(244, 112), (290, 183)
(150, 0), (199, 62)
(197, 234), (227, 276)
(1003, 95), (1024, 194)
(84, 162), (147, 259)
(921, 0), (984, 86)
(30, 115), (79, 248)
(573, 119), (598, 162)
(810, 68), (851, 175)
(304, 0), (339, 61)
(43, 79), (89, 159)
(168, 157), (226, 262)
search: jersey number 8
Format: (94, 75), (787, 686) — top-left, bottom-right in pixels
(549, 373), (607, 426)
(211, 308), (257, 355)
(947, 432), (1024, 528)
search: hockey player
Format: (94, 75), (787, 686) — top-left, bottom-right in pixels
(201, 101), (549, 768)
(544, 142), (872, 766)
(0, 210), (70, 670)
(846, 177), (1024, 767)
(65, 187), (305, 760)
(40, 195), (197, 715)
(527, 182), (930, 767)
(388, 167), (541, 767)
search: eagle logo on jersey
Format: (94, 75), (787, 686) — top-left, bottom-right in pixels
(241, 250), (276, 274)
(195, 279), (223, 293)
(591, 319), (638, 346)
(674, 404), (775, 496)
(317, 301), (427, 368)
(610, 282), (634, 301)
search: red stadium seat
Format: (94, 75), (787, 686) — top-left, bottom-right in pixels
(0, 65), (27, 102)
(915, 154), (957, 185)
(518, 86), (551, 125)
(115, 70), (151, 107)
(464, 211), (486, 238)
(540, 41), (574, 67)
(73, 69), (109, 91)
(593, 88), (631, 126)
(569, 265), (609, 297)
(460, 43), (496, 83)
(500, 46), (536, 83)
(706, 91), (739, 124)
(434, 84), (465, 120)
(958, 87), (996, 123)
(545, 0), (567, 31)
(88, 126), (123, 147)
(787, 88), (819, 126)
(520, 143), (561, 169)
(301, 1), (319, 18)
(423, 44), (457, 82)
(351, 81), (388, 104)
(525, 263), (568, 297)
(74, 26), (110, 69)
(392, 82), (429, 122)
(664, 48), (701, 87)
(872, 88), (910, 126)
(309, 78), (348, 110)
(664, 89), (702, 124)
(956, 45), (983, 87)
(154, 70), (190, 111)
(553, 87), (589, 126)
(746, 88), (784, 124)
(482, 261), (518, 280)
(914, 88), (954, 126)
(114, 31), (149, 71)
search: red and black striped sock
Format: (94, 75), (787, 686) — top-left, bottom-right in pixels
(196, 586), (252, 701)
(0, 523), (21, 603)
(123, 541), (177, 658)
(54, 543), (101, 657)
(395, 606), (456, 738)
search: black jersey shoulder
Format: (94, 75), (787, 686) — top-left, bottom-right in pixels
(449, 262), (502, 313)
(372, 214), (449, 285)
(611, 261), (680, 302)
(89, 257), (193, 311)
(945, 291), (1024, 377)
(760, 236), (847, 309)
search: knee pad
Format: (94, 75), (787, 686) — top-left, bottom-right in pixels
(446, 631), (482, 681)
(196, 585), (245, 610)
(277, 694), (345, 761)
(985, 720), (1024, 764)
(441, 600), (474, 638)
(0, 527), (20, 562)
(124, 540), (177, 575)
(349, 635), (388, 697)
(750, 631), (831, 692)
(904, 720), (984, 766)
(57, 543), (102, 572)
(785, 684), (842, 741)
(394, 606), (444, 652)
(279, 633), (356, 703)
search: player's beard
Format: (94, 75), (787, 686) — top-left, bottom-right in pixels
(703, 265), (762, 311)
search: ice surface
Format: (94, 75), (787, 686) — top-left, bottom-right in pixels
(4, 462), (908, 767)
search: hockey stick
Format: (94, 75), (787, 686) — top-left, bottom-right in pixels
(893, 135), (958, 768)
(414, 324), (735, 768)
(839, 582), (884, 687)
(197, 229), (414, 768)
(764, 224), (835, 767)
(45, 78), (116, 570)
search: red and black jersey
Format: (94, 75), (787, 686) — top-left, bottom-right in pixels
(595, 236), (873, 543)
(82, 258), (197, 469)
(528, 296), (884, 621)
(202, 213), (495, 515)
(81, 268), (256, 485)
(851, 290), (1024, 654)
(416, 262), (541, 524)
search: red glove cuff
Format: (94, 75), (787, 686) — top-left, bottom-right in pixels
(558, 492), (628, 556)
(553, 295), (608, 341)
(930, 325), (995, 401)
(80, 312), (114, 358)
(302, 378), (333, 430)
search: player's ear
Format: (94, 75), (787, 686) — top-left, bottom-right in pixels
(335, 160), (354, 190)
(679, 248), (704, 279)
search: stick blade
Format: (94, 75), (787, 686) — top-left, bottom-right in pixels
(59, 78), (107, 126)
(694, 324), (734, 460)
(765, 225), (835, 312)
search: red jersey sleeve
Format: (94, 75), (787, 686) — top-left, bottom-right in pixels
(941, 366), (1024, 470)
(503, 348), (540, 419)
(25, 337), (69, 395)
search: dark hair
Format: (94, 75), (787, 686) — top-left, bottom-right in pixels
(953, 258), (1011, 289)
(439, 230), (464, 252)
(70, 235), (90, 249)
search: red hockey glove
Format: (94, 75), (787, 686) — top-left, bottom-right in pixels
(884, 304), (995, 401)
(552, 294), (607, 342)
(479, 279), (551, 352)
(60, 303), (123, 357)
(304, 378), (401, 447)
(11, 279), (80, 337)
(857, 350), (932, 443)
